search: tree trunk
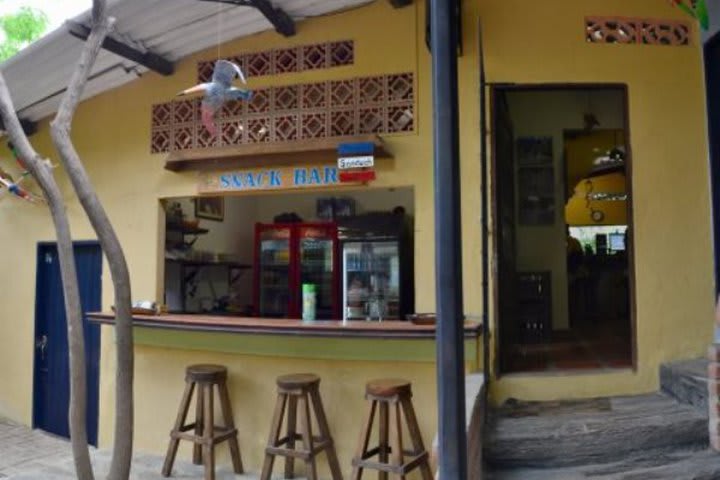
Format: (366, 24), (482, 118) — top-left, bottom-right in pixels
(0, 78), (95, 480)
(49, 2), (135, 479)
(0, 1), (134, 479)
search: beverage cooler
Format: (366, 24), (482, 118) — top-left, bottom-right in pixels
(338, 213), (414, 321)
(254, 223), (339, 319)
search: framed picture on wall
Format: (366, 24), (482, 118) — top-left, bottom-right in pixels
(516, 136), (553, 166)
(195, 196), (224, 221)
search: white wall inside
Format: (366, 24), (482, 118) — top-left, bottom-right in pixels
(253, 187), (415, 223)
(506, 88), (625, 330)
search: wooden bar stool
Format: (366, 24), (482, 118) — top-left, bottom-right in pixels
(161, 364), (243, 480)
(260, 373), (343, 480)
(351, 379), (433, 480)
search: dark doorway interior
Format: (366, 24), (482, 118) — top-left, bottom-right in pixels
(704, 34), (720, 293)
(33, 242), (102, 445)
(493, 86), (634, 374)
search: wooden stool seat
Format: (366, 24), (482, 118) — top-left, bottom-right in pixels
(277, 372), (320, 389)
(366, 378), (411, 397)
(352, 378), (433, 480)
(186, 364), (227, 382)
(261, 373), (343, 480)
(162, 364), (243, 480)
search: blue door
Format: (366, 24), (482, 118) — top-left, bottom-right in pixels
(33, 242), (102, 446)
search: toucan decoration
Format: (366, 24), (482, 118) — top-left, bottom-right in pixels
(0, 142), (47, 204)
(177, 59), (253, 137)
(672, 0), (710, 30)
(0, 169), (42, 203)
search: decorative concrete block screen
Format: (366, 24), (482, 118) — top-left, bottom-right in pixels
(586, 16), (691, 45)
(197, 40), (355, 82)
(150, 72), (415, 153)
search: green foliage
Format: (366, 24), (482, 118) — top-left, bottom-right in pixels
(0, 6), (48, 62)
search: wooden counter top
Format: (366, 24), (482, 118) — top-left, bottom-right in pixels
(88, 312), (482, 339)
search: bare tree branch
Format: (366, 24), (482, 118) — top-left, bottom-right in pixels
(50, 1), (135, 479)
(0, 75), (95, 480)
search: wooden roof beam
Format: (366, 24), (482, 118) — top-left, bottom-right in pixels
(198, 0), (296, 37)
(389, 0), (413, 7)
(66, 21), (175, 76)
(0, 117), (37, 137)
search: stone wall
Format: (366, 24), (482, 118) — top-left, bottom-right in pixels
(432, 373), (485, 479)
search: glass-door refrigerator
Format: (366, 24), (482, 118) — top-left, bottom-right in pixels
(254, 223), (339, 319)
(298, 224), (339, 320)
(342, 241), (401, 320)
(255, 224), (293, 318)
(339, 213), (413, 321)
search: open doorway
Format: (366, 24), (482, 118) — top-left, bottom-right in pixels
(493, 85), (634, 374)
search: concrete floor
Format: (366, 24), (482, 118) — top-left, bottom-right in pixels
(0, 420), (305, 480)
(0, 420), (71, 478)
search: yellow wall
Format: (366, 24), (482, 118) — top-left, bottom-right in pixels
(123, 339), (440, 479)
(0, 0), (714, 468)
(0, 1), (482, 473)
(481, 0), (714, 402)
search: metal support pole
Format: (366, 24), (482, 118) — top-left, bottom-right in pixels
(430, 0), (467, 478)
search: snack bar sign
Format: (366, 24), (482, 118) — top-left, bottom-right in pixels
(198, 165), (353, 194)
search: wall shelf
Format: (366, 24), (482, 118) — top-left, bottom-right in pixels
(166, 224), (209, 235)
(166, 258), (251, 269)
(164, 135), (392, 172)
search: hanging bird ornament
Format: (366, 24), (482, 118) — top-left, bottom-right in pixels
(0, 169), (42, 203)
(671, 0), (709, 30)
(0, 142), (47, 204)
(177, 59), (253, 137)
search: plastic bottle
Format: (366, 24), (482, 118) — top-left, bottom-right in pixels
(302, 283), (316, 322)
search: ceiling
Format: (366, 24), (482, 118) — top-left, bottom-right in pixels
(0, 0), (374, 122)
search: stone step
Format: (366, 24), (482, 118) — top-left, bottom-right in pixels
(485, 447), (720, 480)
(484, 393), (708, 469)
(660, 358), (708, 412)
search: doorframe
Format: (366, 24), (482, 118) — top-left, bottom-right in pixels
(32, 240), (102, 444)
(489, 83), (638, 377)
(704, 33), (720, 300)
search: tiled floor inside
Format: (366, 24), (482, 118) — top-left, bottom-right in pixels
(504, 320), (633, 373)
